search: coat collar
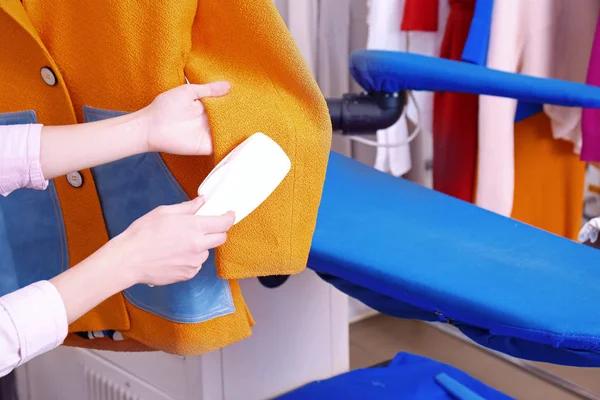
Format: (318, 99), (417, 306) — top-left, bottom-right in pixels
(0, 0), (47, 51)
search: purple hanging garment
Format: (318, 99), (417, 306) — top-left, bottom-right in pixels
(581, 15), (600, 162)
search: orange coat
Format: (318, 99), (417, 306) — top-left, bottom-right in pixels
(0, 0), (331, 355)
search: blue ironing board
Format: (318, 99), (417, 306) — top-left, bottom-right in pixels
(310, 50), (600, 367)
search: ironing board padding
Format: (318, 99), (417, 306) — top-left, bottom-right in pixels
(310, 152), (600, 366)
(350, 50), (600, 108)
(319, 274), (598, 366)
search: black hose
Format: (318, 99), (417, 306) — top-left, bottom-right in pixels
(327, 91), (406, 134)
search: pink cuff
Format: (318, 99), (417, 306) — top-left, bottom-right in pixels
(0, 124), (48, 197)
(0, 281), (68, 367)
(26, 124), (48, 191)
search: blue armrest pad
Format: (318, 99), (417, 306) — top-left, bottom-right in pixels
(350, 50), (600, 108)
(310, 152), (600, 367)
(278, 352), (512, 400)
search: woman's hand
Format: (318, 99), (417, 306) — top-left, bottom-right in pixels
(50, 197), (235, 323)
(39, 82), (229, 181)
(109, 196), (235, 287)
(139, 82), (231, 156)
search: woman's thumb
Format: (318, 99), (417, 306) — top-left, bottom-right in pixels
(190, 81), (231, 99)
(161, 196), (205, 215)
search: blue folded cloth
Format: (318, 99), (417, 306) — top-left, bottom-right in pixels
(278, 352), (513, 399)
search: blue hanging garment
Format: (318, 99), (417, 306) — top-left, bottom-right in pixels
(460, 0), (542, 121)
(461, 0), (494, 66)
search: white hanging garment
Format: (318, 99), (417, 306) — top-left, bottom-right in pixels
(317, 0), (351, 97)
(276, 0), (367, 156)
(285, 0), (319, 74)
(366, 0), (448, 178)
(367, 0), (411, 176)
(273, 0), (288, 21)
(317, 0), (368, 156)
(403, 1), (449, 188)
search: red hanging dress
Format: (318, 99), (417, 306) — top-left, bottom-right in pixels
(432, 0), (478, 203)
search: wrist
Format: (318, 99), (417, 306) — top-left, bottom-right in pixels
(93, 236), (140, 291)
(50, 242), (137, 324)
(126, 110), (152, 155)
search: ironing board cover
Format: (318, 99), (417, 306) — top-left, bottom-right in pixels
(311, 152), (600, 367)
(278, 352), (512, 399)
(310, 50), (600, 366)
(350, 49), (600, 107)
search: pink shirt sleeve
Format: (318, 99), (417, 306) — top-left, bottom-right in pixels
(0, 124), (48, 196)
(0, 126), (67, 375)
(0, 281), (68, 377)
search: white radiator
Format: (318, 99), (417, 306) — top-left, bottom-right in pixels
(84, 366), (140, 400)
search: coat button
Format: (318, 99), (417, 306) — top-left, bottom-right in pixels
(40, 67), (57, 86)
(67, 172), (83, 188)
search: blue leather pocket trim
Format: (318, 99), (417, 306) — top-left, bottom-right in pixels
(82, 106), (235, 323)
(0, 110), (38, 125)
(0, 111), (69, 296)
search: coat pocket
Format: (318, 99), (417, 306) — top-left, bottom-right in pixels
(0, 111), (69, 297)
(83, 106), (235, 323)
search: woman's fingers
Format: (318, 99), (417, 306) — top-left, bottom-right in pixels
(180, 265), (202, 281)
(195, 212), (235, 234)
(203, 233), (228, 249)
(159, 196), (205, 215)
